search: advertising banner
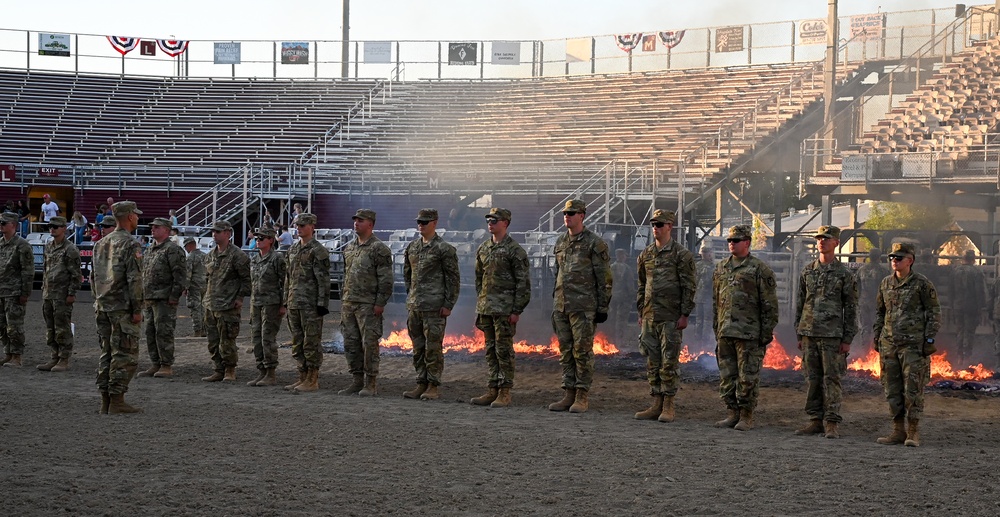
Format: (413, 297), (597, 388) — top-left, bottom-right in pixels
(38, 33), (70, 57)
(364, 41), (392, 64)
(798, 19), (827, 45)
(715, 26), (745, 53)
(214, 42), (242, 64)
(490, 41), (520, 65)
(448, 42), (478, 65)
(281, 42), (309, 64)
(850, 13), (885, 40)
(565, 37), (591, 63)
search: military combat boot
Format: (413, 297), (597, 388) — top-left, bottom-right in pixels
(824, 421), (841, 439)
(420, 384), (441, 400)
(202, 370), (225, 382)
(359, 376), (378, 397)
(138, 364), (160, 377)
(794, 419), (825, 435)
(338, 373), (364, 395)
(0, 353), (11, 366)
(470, 387), (499, 406)
(153, 365), (173, 378)
(490, 387), (512, 408)
(548, 388), (576, 411)
(50, 358), (70, 372)
(715, 408), (740, 428)
(733, 408), (755, 431)
(108, 393), (143, 414)
(876, 417), (907, 445)
(634, 394), (663, 420)
(248, 368), (267, 386)
(37, 357), (59, 371)
(222, 366), (237, 381)
(284, 370), (307, 390)
(403, 383), (428, 399)
(255, 368), (277, 386)
(294, 369), (319, 393)
(568, 389), (589, 413)
(904, 419), (921, 447)
(658, 396), (676, 423)
(99, 391), (111, 415)
(2, 354), (22, 368)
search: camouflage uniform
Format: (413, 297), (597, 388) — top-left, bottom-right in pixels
(0, 214), (33, 359)
(141, 231), (187, 368)
(250, 246), (286, 371)
(185, 244), (207, 334)
(951, 258), (985, 363)
(693, 255), (715, 345)
(341, 231), (393, 379)
(610, 257), (634, 349)
(713, 231), (779, 412)
(404, 230), (460, 387)
(475, 232), (531, 389)
(285, 232), (331, 372)
(795, 257), (858, 424)
(636, 239), (696, 397)
(42, 224), (81, 362)
(204, 240), (251, 374)
(93, 226), (144, 395)
(854, 258), (889, 348)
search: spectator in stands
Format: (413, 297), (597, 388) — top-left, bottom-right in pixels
(169, 209), (179, 227)
(262, 209), (275, 230)
(277, 225), (293, 248)
(68, 211), (88, 245)
(88, 223), (100, 242)
(106, 197), (115, 211)
(95, 205), (107, 226)
(40, 194), (60, 223)
(246, 229), (258, 250)
(15, 200), (30, 237)
(290, 203), (303, 237)
(99, 216), (116, 240)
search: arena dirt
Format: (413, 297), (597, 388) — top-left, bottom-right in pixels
(2, 292), (999, 516)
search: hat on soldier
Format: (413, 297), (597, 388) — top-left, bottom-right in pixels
(416, 209), (438, 223)
(868, 247), (882, 257)
(47, 216), (68, 228)
(649, 209), (676, 224)
(964, 249), (976, 259)
(99, 215), (117, 227)
(183, 237), (197, 246)
(254, 227), (277, 239)
(149, 217), (172, 229)
(210, 220), (233, 232)
(296, 213), (318, 226)
(0, 212), (17, 224)
(727, 225), (753, 241)
(888, 242), (916, 259)
(814, 225), (841, 239)
(563, 199), (586, 213)
(700, 243), (713, 253)
(352, 208), (376, 222)
(111, 201), (143, 218)
(485, 207), (511, 222)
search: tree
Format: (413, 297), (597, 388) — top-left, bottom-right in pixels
(864, 201), (952, 231)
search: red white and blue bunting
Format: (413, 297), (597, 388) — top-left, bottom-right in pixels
(658, 30), (686, 49)
(107, 36), (139, 55)
(615, 33), (642, 52)
(157, 39), (189, 57)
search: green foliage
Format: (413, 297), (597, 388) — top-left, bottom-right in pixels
(864, 202), (952, 231)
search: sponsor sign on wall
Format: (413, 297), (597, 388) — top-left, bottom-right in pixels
(798, 19), (828, 45)
(850, 13), (885, 40)
(214, 42), (241, 64)
(38, 33), (70, 56)
(448, 42), (478, 65)
(490, 41), (520, 65)
(715, 26), (745, 53)
(281, 42), (309, 64)
(364, 41), (392, 64)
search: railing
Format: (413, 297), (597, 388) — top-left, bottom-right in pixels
(534, 160), (617, 232)
(173, 164), (310, 230)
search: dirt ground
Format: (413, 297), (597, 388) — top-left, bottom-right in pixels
(2, 292), (1000, 516)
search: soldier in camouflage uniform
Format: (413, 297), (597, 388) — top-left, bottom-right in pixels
(951, 250), (985, 365)
(283, 213), (330, 393)
(0, 211), (33, 368)
(99, 215), (117, 239)
(693, 244), (715, 347)
(201, 220), (251, 383)
(610, 248), (634, 350)
(184, 237), (208, 336)
(470, 208), (530, 408)
(402, 208), (460, 401)
(712, 224), (779, 431)
(338, 209), (393, 397)
(632, 209), (696, 423)
(138, 217), (188, 379)
(874, 241), (941, 447)
(792, 226), (858, 439)
(547, 199), (613, 414)
(37, 216), (81, 372)
(92, 201), (144, 414)
(248, 228), (286, 387)
(854, 248), (889, 349)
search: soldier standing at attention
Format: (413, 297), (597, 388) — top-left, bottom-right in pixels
(37, 216), (81, 372)
(712, 224), (779, 431)
(402, 209), (460, 401)
(99, 216), (117, 239)
(693, 244), (715, 346)
(138, 217), (187, 379)
(92, 201), (144, 414)
(338, 209), (393, 397)
(184, 237), (208, 337)
(610, 248), (633, 349)
(951, 250), (985, 365)
(247, 227), (286, 387)
(470, 208), (530, 408)
(854, 248), (889, 348)
(632, 209), (696, 423)
(283, 213), (330, 393)
(547, 199), (613, 414)
(792, 226), (858, 439)
(201, 220), (251, 383)
(874, 242), (941, 447)
(0, 211), (33, 368)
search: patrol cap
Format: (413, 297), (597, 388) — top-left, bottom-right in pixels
(0, 212), (17, 224)
(888, 242), (916, 259)
(814, 225), (841, 240)
(649, 209), (676, 224)
(563, 199), (586, 214)
(210, 220), (233, 232)
(149, 217), (173, 229)
(416, 209), (438, 223)
(100, 215), (117, 227)
(352, 209), (376, 222)
(254, 228), (277, 239)
(111, 201), (143, 218)
(964, 249), (976, 259)
(47, 216), (68, 228)
(727, 225), (753, 241)
(296, 213), (318, 226)
(485, 207), (511, 222)
(868, 248), (882, 257)
(700, 243), (713, 253)
(183, 237), (197, 246)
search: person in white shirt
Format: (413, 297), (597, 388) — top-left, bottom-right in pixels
(40, 194), (60, 223)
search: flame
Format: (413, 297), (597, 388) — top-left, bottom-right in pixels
(847, 347), (994, 381)
(679, 345), (714, 363)
(763, 337), (802, 371)
(378, 329), (619, 356)
(847, 348), (881, 377)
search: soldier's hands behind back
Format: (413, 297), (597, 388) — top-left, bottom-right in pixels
(594, 312), (608, 324)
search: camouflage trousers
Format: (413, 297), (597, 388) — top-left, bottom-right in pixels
(0, 296), (26, 355)
(251, 304), (282, 370)
(610, 298), (631, 351)
(96, 309), (140, 395)
(692, 300), (713, 347)
(42, 298), (74, 359)
(953, 309), (979, 362)
(186, 287), (205, 333)
(879, 341), (929, 421)
(407, 310), (446, 387)
(206, 307), (241, 372)
(716, 336), (766, 410)
(475, 314), (516, 388)
(856, 301), (877, 348)
(801, 336), (847, 423)
(552, 310), (596, 391)
(341, 302), (383, 377)
(639, 319), (683, 397)
(143, 300), (177, 366)
(287, 307), (324, 371)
